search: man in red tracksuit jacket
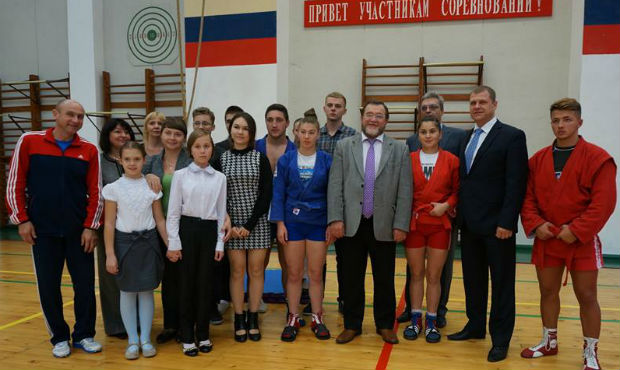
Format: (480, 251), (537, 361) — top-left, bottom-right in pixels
(5, 99), (103, 358)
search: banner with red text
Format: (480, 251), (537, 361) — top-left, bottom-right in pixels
(304, 0), (553, 27)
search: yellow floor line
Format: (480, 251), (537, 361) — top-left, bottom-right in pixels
(0, 292), (100, 331)
(0, 300), (75, 331)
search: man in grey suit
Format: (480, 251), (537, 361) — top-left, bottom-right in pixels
(328, 100), (412, 344)
(398, 92), (467, 328)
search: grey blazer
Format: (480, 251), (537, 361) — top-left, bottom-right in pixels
(142, 148), (192, 179)
(406, 124), (467, 156)
(327, 133), (412, 241)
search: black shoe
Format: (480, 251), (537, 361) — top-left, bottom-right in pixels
(210, 312), (224, 325)
(447, 328), (485, 341)
(436, 316), (447, 328)
(182, 344), (199, 357)
(488, 346), (508, 362)
(198, 340), (213, 353)
(247, 311), (261, 341)
(110, 332), (128, 339)
(156, 328), (177, 344)
(396, 310), (411, 323)
(234, 312), (247, 342)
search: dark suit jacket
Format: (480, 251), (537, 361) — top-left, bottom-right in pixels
(457, 120), (528, 235)
(406, 124), (467, 155)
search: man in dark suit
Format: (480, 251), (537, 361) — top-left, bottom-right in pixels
(398, 92), (467, 328)
(328, 100), (412, 345)
(447, 86), (528, 363)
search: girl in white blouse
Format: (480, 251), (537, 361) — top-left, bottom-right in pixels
(166, 129), (227, 356)
(103, 142), (168, 360)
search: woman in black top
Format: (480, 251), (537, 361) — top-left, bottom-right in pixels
(97, 118), (135, 339)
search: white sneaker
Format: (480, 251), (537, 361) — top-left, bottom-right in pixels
(73, 337), (102, 353)
(258, 299), (268, 313)
(52, 341), (71, 358)
(125, 343), (139, 360)
(217, 300), (230, 315)
(141, 342), (157, 358)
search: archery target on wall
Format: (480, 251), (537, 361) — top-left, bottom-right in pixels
(127, 6), (178, 65)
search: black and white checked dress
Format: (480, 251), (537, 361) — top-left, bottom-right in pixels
(221, 149), (271, 250)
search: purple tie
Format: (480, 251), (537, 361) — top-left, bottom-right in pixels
(362, 139), (376, 218)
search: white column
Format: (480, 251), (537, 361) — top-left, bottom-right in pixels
(67, 0), (104, 146)
(579, 55), (620, 255)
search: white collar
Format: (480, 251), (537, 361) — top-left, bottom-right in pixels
(475, 117), (498, 133)
(189, 162), (215, 174)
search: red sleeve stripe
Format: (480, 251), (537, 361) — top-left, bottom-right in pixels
(6, 132), (44, 224)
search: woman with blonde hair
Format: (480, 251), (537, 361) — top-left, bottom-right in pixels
(143, 111), (166, 157)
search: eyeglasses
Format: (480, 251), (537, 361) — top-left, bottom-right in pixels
(363, 112), (386, 120)
(193, 121), (213, 128)
(420, 104), (440, 111)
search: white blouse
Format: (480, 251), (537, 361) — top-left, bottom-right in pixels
(102, 175), (162, 233)
(166, 162), (227, 252)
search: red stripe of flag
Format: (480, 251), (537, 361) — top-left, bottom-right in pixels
(186, 38), (277, 67)
(583, 24), (620, 55)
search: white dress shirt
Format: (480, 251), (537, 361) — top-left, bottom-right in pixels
(166, 162), (227, 252)
(361, 132), (384, 175)
(466, 117), (498, 162)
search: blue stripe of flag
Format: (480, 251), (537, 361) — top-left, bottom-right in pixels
(185, 11), (276, 42)
(584, 0), (620, 25)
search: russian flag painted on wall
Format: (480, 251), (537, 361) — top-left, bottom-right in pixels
(583, 0), (620, 55)
(185, 8), (276, 67)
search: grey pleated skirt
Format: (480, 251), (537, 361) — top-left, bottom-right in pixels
(114, 228), (164, 292)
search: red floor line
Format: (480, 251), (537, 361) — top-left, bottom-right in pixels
(375, 285), (407, 370)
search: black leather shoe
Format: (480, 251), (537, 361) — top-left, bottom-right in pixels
(110, 332), (128, 339)
(234, 312), (248, 342)
(436, 316), (447, 328)
(488, 346), (508, 362)
(447, 328), (485, 341)
(156, 328), (177, 344)
(396, 310), (411, 323)
(182, 345), (199, 357)
(247, 311), (261, 341)
(199, 341), (213, 353)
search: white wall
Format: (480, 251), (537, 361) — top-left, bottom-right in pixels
(281, 1), (577, 157)
(0, 0), (68, 81)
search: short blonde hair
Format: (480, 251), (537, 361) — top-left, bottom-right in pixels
(143, 111), (166, 143)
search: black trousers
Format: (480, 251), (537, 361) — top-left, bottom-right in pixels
(178, 216), (217, 343)
(403, 225), (458, 317)
(32, 234), (96, 345)
(334, 238), (345, 302)
(460, 225), (516, 347)
(159, 234), (180, 330)
(210, 252), (230, 316)
(340, 217), (396, 330)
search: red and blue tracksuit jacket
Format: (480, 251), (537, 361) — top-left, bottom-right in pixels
(5, 128), (103, 236)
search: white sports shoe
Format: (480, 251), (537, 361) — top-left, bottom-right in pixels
(52, 341), (71, 358)
(258, 299), (268, 313)
(73, 337), (102, 353)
